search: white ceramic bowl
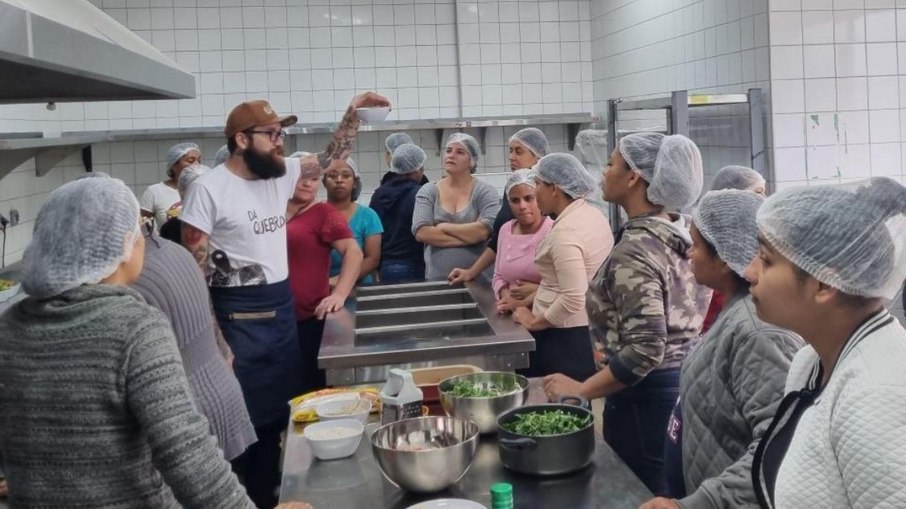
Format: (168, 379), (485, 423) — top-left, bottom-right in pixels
(356, 106), (390, 124)
(303, 419), (364, 460)
(0, 282), (20, 303)
(316, 398), (372, 424)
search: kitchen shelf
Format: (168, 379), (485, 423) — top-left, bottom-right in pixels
(0, 113), (598, 180)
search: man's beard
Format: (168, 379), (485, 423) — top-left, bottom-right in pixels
(243, 146), (285, 179)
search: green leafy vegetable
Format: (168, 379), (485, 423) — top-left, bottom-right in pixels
(445, 379), (518, 398)
(501, 410), (591, 436)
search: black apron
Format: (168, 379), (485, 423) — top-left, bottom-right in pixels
(210, 279), (304, 427)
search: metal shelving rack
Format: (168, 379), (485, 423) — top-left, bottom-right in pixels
(604, 88), (766, 232)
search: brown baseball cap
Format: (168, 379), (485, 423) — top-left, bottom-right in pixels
(224, 100), (298, 138)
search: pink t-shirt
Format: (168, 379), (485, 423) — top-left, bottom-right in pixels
(491, 217), (554, 298)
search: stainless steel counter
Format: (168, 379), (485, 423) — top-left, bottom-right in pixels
(280, 380), (652, 508)
(319, 281), (535, 386)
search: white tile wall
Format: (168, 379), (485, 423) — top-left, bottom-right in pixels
(0, 0), (594, 266)
(0, 0), (593, 132)
(590, 0), (773, 191)
(768, 0), (906, 189)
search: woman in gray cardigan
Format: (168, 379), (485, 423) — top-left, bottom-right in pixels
(0, 177), (310, 509)
(131, 229), (257, 461)
(640, 190), (802, 509)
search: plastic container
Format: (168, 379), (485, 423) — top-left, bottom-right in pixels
(490, 482), (514, 509)
(316, 399), (372, 424)
(355, 107), (390, 124)
(410, 365), (482, 403)
(380, 368), (424, 425)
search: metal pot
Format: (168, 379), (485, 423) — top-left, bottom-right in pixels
(438, 371), (529, 434)
(496, 396), (595, 476)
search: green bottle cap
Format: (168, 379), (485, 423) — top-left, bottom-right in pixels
(490, 482), (514, 508)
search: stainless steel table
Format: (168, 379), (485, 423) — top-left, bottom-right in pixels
(280, 381), (652, 508)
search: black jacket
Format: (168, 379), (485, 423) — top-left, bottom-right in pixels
(369, 175), (425, 263)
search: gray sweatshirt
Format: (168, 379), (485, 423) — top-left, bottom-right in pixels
(677, 293), (803, 509)
(0, 285), (254, 508)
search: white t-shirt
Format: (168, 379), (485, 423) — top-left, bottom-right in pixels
(139, 182), (181, 230)
(180, 158), (302, 287)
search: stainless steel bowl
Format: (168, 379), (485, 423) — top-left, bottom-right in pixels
(370, 416), (479, 493)
(438, 372), (529, 433)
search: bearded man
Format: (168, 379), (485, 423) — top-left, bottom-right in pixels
(179, 92), (389, 508)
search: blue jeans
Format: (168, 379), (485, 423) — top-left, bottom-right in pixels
(380, 259), (425, 283)
(603, 367), (681, 496)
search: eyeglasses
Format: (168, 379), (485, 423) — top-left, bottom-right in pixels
(245, 129), (287, 142)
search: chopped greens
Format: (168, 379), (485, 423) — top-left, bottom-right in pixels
(445, 379), (519, 398)
(500, 410), (591, 436)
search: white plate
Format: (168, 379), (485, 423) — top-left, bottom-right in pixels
(294, 392), (360, 412)
(405, 499), (487, 509)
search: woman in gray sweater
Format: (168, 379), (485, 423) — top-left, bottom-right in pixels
(0, 177), (309, 508)
(639, 190), (802, 509)
(130, 229), (257, 462)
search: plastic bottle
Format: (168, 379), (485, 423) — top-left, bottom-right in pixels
(380, 368), (423, 425)
(490, 482), (514, 509)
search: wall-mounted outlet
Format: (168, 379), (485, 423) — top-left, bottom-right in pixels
(9, 209), (19, 226)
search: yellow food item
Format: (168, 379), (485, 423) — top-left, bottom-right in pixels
(290, 387), (381, 423)
(0, 279), (17, 291)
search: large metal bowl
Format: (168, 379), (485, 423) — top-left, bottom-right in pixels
(438, 372), (529, 433)
(370, 416), (479, 493)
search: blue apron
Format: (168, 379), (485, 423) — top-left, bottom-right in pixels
(210, 280), (304, 427)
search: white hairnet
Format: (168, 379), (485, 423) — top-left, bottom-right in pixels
(212, 144), (230, 167)
(575, 129), (609, 168)
(178, 164), (210, 197)
(165, 142), (200, 171)
(391, 143), (427, 174)
(22, 177), (141, 299)
(386, 132), (415, 154)
(509, 128), (550, 158)
(289, 151), (309, 158)
(534, 153), (596, 199)
(505, 168), (537, 197)
(446, 133), (481, 170)
(757, 177), (906, 300)
(619, 132), (664, 178)
(620, 133), (703, 210)
(693, 190), (765, 276)
(711, 165), (766, 193)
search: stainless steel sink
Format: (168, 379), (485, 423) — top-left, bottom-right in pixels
(355, 303), (484, 329)
(320, 281), (535, 385)
(355, 287), (473, 311)
(355, 319), (495, 343)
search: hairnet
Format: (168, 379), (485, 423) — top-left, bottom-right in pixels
(391, 143), (427, 174)
(386, 132), (415, 154)
(212, 144), (230, 167)
(711, 165), (766, 193)
(165, 142), (200, 171)
(446, 133), (481, 171)
(177, 164), (210, 198)
(22, 177), (141, 299)
(505, 169), (537, 197)
(509, 128), (550, 158)
(618, 132), (664, 179)
(575, 129), (609, 168)
(534, 153), (596, 199)
(620, 133), (703, 210)
(693, 190), (765, 276)
(757, 177), (906, 300)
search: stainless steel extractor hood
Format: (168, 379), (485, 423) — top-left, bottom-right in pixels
(0, 0), (195, 104)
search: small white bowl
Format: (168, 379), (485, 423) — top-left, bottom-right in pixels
(356, 106), (390, 124)
(0, 282), (20, 303)
(316, 398), (372, 424)
(303, 419), (364, 460)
